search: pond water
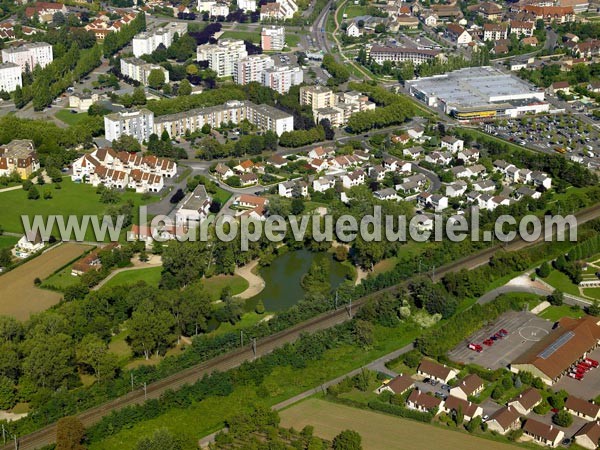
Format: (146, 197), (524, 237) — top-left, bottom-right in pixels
(247, 249), (350, 312)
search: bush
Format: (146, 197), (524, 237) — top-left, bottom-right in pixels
(367, 400), (433, 423)
(552, 410), (573, 427)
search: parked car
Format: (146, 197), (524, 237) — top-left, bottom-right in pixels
(468, 343), (483, 352)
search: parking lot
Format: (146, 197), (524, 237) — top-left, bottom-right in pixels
(448, 311), (555, 370)
(553, 346), (600, 398)
(483, 114), (600, 162)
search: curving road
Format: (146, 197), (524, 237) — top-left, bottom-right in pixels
(4, 202), (600, 450)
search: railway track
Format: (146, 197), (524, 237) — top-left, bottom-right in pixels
(4, 203), (600, 450)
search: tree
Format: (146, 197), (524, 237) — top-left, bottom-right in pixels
(76, 334), (118, 381)
(56, 417), (85, 450)
(255, 299), (265, 314)
(0, 376), (16, 409)
(148, 69), (166, 89)
(131, 86), (147, 105)
(28, 186), (40, 200)
(537, 261), (551, 278)
(291, 197), (305, 215)
(178, 79), (192, 96)
(113, 134), (141, 153)
(589, 300), (600, 316)
(352, 320), (374, 348)
(552, 410), (573, 427)
(22, 333), (76, 390)
(332, 430), (362, 450)
(548, 289), (564, 306)
(128, 301), (177, 359)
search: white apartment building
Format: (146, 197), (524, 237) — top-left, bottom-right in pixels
(120, 57), (170, 85)
(132, 22), (188, 58)
(300, 85), (336, 111)
(209, 2), (229, 17)
(260, 0), (298, 20)
(104, 109), (155, 143)
(0, 62), (22, 93)
(313, 90), (376, 127)
(261, 65), (303, 94)
(196, 39), (248, 77)
(1, 42), (53, 72)
(239, 0), (257, 11)
(261, 26), (285, 51)
(368, 45), (440, 66)
(153, 100), (293, 137)
(234, 54), (275, 85)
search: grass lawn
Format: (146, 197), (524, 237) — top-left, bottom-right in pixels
(220, 30), (259, 43)
(0, 235), (18, 250)
(108, 327), (133, 364)
(212, 186), (232, 206)
(0, 179), (158, 241)
(343, 4), (368, 18)
(55, 109), (90, 126)
(208, 311), (264, 337)
(103, 266), (162, 288)
(90, 322), (421, 450)
(41, 265), (82, 290)
(544, 270), (581, 297)
(280, 398), (521, 450)
(539, 304), (585, 321)
(583, 287), (600, 300)
(285, 33), (300, 47)
(203, 274), (248, 300)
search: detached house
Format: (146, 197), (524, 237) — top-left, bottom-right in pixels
(342, 169), (365, 189)
(175, 184), (212, 225)
(375, 374), (414, 395)
(487, 406), (521, 435)
(531, 171), (552, 190)
(523, 419), (564, 448)
(374, 187), (399, 201)
(508, 388), (542, 415)
(449, 374), (484, 401)
(575, 421), (600, 450)
(406, 389), (442, 413)
(445, 180), (467, 198)
(215, 163), (234, 179)
(566, 396), (600, 421)
(446, 23), (472, 46)
(417, 359), (458, 384)
(313, 175), (336, 193)
(440, 136), (464, 153)
(441, 396), (483, 422)
(278, 179), (308, 198)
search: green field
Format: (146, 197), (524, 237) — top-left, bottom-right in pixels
(280, 399), (521, 450)
(55, 109), (90, 126)
(544, 270), (581, 296)
(0, 179), (158, 240)
(343, 4), (368, 18)
(90, 323), (420, 450)
(103, 266), (163, 288)
(0, 235), (18, 250)
(220, 30), (260, 43)
(539, 304), (585, 321)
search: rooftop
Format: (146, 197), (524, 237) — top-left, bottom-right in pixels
(406, 66), (544, 110)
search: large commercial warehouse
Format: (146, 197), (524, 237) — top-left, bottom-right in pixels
(405, 66), (549, 121)
(510, 317), (600, 386)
